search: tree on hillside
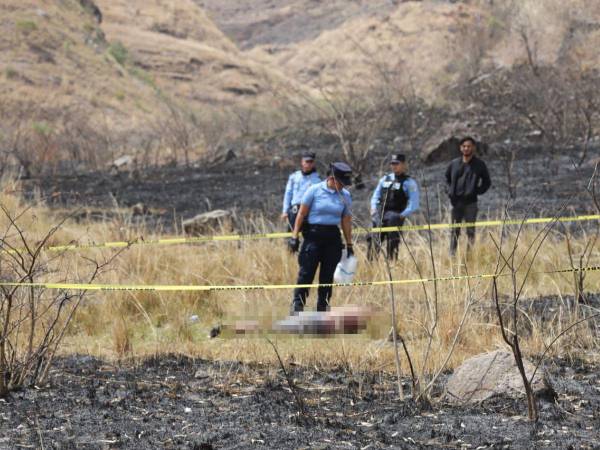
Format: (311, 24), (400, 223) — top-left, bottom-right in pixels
(464, 64), (600, 199)
(319, 90), (389, 188)
(0, 99), (123, 176)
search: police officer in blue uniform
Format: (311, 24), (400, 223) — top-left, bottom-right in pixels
(369, 154), (420, 260)
(288, 162), (353, 312)
(281, 152), (322, 231)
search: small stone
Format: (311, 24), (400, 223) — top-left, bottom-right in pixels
(112, 155), (133, 168)
(183, 210), (234, 236)
(131, 203), (148, 216)
(194, 369), (210, 379)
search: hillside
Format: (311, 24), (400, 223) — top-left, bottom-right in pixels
(0, 0), (163, 132)
(0, 0), (307, 144)
(197, 0), (397, 49)
(2, 0), (600, 170)
(95, 0), (306, 110)
(202, 0), (600, 101)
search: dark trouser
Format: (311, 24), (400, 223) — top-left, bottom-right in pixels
(450, 201), (478, 255)
(367, 211), (405, 261)
(292, 225), (343, 313)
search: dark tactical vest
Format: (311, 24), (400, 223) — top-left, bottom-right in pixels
(381, 174), (410, 212)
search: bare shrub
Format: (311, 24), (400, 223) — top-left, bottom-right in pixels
(0, 99), (124, 176)
(57, 106), (115, 171)
(0, 100), (53, 178)
(511, 65), (600, 168)
(465, 63), (600, 195)
(490, 216), (555, 422)
(489, 178), (600, 421)
(344, 35), (437, 159)
(315, 89), (390, 186)
(0, 204), (118, 396)
(154, 103), (205, 167)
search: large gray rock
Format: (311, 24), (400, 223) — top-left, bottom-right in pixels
(183, 210), (234, 236)
(421, 121), (488, 163)
(444, 350), (550, 404)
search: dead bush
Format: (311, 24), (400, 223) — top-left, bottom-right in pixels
(0, 203), (118, 396)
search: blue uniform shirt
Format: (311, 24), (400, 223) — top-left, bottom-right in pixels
(301, 181), (352, 225)
(370, 174), (420, 217)
(282, 170), (321, 213)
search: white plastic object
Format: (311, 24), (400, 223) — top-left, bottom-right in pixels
(334, 249), (358, 283)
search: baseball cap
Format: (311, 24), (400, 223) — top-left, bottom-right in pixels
(330, 162), (352, 186)
(390, 153), (406, 163)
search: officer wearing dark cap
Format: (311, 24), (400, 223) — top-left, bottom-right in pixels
(368, 154), (420, 260)
(281, 152), (321, 232)
(288, 162), (353, 312)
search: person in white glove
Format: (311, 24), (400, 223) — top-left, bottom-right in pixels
(289, 162), (353, 313)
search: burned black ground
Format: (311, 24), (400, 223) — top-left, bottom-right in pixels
(1, 354), (600, 449)
(9, 128), (600, 450)
(26, 144), (600, 235)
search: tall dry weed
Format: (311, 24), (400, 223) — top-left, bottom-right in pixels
(0, 187), (599, 375)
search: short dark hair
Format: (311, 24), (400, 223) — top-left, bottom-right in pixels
(459, 136), (477, 146)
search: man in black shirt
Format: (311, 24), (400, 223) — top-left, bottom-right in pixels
(445, 137), (491, 255)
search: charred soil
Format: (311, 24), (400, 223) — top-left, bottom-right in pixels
(1, 354), (600, 449)
(25, 142), (600, 233)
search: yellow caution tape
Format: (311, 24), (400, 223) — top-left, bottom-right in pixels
(38, 214), (600, 253)
(44, 232), (293, 252)
(1, 266), (598, 292)
(370, 214), (600, 233)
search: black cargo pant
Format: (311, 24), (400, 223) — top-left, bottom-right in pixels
(292, 225), (343, 312)
(367, 211), (405, 261)
(450, 201), (478, 255)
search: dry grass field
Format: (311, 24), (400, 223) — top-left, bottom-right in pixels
(2, 179), (599, 392)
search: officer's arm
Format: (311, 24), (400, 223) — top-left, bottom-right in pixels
(292, 204), (309, 238)
(341, 215), (352, 246)
(282, 175), (294, 213)
(370, 178), (383, 213)
(341, 195), (353, 246)
(401, 179), (420, 217)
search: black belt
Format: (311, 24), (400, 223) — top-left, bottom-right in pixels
(305, 224), (339, 232)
